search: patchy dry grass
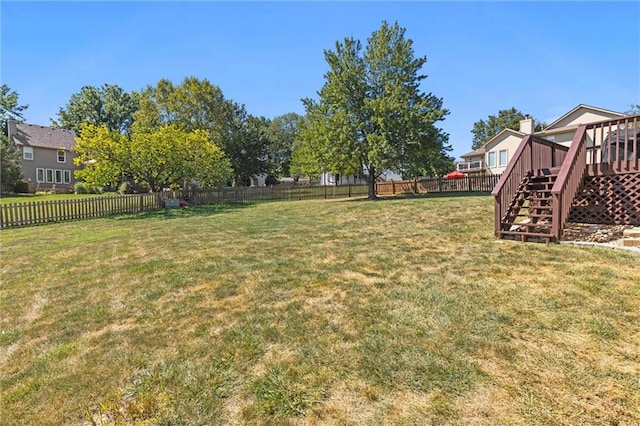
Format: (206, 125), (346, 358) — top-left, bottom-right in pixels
(1, 195), (639, 425)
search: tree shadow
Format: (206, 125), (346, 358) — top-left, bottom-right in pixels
(337, 191), (492, 203)
(109, 202), (256, 221)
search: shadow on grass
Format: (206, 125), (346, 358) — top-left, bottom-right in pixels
(110, 203), (256, 221)
(338, 191), (493, 203)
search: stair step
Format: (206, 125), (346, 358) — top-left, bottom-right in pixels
(504, 222), (552, 229)
(516, 213), (552, 218)
(499, 230), (554, 238)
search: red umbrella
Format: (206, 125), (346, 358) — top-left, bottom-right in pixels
(445, 170), (466, 179)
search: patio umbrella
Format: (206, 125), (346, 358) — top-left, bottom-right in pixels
(445, 170), (466, 179)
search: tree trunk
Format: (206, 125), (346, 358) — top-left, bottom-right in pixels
(367, 165), (378, 200)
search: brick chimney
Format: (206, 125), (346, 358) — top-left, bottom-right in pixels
(519, 116), (534, 134)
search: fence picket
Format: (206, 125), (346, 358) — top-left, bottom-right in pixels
(1, 175), (501, 229)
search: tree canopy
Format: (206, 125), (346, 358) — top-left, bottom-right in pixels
(265, 113), (304, 178)
(626, 104), (640, 115)
(135, 77), (269, 186)
(1, 84), (28, 191)
(470, 107), (546, 150)
(74, 123), (231, 192)
(292, 21), (451, 198)
(54, 84), (139, 135)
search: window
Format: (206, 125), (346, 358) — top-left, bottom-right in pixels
(498, 149), (508, 167)
(46, 169), (54, 183)
(36, 168), (45, 183)
(23, 146), (33, 160)
(55, 170), (63, 184)
(57, 150), (66, 163)
(487, 151), (496, 168)
(63, 170), (71, 184)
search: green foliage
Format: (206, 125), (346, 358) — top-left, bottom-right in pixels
(74, 182), (103, 194)
(1, 133), (23, 192)
(293, 21), (451, 198)
(73, 124), (129, 189)
(13, 180), (29, 193)
(74, 123), (232, 192)
(265, 113), (304, 177)
(1, 84), (28, 130)
(1, 84), (28, 191)
(135, 77), (269, 186)
(53, 84), (139, 135)
(470, 107), (547, 150)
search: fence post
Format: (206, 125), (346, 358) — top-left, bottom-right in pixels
(468, 176), (472, 192)
(348, 183), (351, 197)
(392, 180), (395, 195)
(413, 178), (417, 194)
(324, 185), (327, 199)
(438, 177), (443, 193)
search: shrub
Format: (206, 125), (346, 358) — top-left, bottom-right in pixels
(265, 175), (280, 186)
(75, 182), (103, 194)
(117, 182), (129, 195)
(13, 180), (29, 193)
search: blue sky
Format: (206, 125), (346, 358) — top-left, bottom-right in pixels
(2, 1), (639, 160)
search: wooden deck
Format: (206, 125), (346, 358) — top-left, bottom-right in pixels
(493, 114), (640, 242)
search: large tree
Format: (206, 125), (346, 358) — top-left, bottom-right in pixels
(74, 123), (231, 192)
(54, 84), (139, 135)
(1, 84), (28, 191)
(135, 77), (269, 186)
(265, 112), (304, 178)
(293, 21), (450, 199)
(470, 107), (546, 150)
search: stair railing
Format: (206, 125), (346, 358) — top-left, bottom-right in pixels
(492, 135), (569, 237)
(550, 125), (588, 240)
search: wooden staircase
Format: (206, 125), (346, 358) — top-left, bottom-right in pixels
(493, 114), (640, 244)
(497, 170), (558, 243)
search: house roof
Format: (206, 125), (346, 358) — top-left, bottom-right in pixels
(461, 146), (486, 158)
(543, 104), (625, 131)
(12, 122), (76, 150)
(483, 128), (524, 150)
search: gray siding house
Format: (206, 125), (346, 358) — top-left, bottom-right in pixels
(7, 119), (79, 193)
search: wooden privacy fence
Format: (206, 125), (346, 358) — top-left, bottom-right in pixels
(0, 193), (162, 229)
(0, 185), (368, 229)
(1, 175), (499, 229)
(376, 174), (501, 195)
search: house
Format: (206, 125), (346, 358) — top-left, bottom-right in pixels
(490, 104), (639, 243)
(6, 120), (79, 193)
(318, 169), (403, 186)
(457, 105), (627, 175)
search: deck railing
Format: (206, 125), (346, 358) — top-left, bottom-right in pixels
(550, 114), (640, 239)
(456, 160), (484, 172)
(584, 114), (640, 175)
(492, 135), (569, 237)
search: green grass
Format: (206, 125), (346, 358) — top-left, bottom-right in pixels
(1, 195), (639, 425)
(0, 192), (110, 205)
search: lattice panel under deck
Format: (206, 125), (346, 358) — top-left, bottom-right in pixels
(569, 173), (640, 225)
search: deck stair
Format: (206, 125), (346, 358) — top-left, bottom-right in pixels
(498, 170), (558, 243)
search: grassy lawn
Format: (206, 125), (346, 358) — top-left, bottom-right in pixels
(1, 195), (638, 425)
(0, 192), (111, 205)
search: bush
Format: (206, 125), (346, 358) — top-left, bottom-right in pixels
(74, 182), (103, 194)
(13, 180), (29, 193)
(117, 182), (129, 194)
(265, 175), (280, 186)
